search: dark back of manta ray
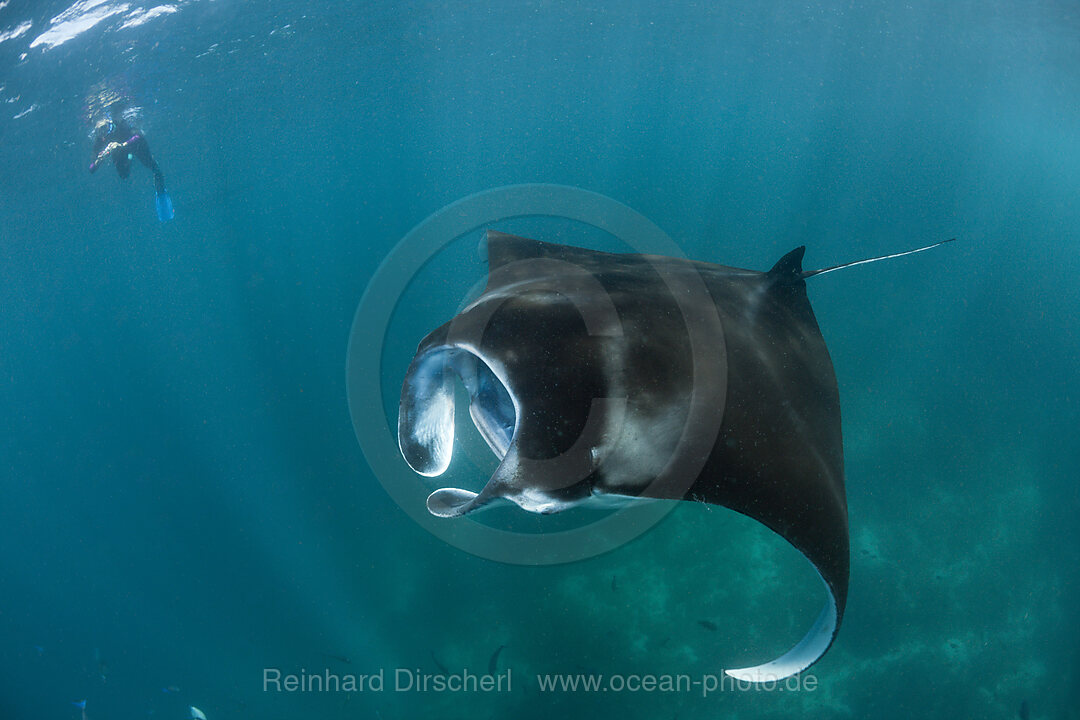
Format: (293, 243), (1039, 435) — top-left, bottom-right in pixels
(479, 236), (848, 615)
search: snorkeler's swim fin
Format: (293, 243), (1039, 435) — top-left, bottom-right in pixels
(155, 190), (174, 222)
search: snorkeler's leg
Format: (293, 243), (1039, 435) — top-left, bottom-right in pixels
(151, 166), (166, 194)
(128, 134), (173, 220)
(129, 135), (155, 169)
(113, 152), (132, 179)
(129, 135), (167, 193)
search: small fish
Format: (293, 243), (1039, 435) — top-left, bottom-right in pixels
(1019, 699), (1030, 720)
(161, 685), (181, 693)
(488, 644), (506, 675)
(320, 653), (352, 665)
(71, 700), (87, 710)
(190, 707), (207, 720)
(697, 620), (718, 632)
(33, 645), (44, 656)
(610, 576), (618, 592)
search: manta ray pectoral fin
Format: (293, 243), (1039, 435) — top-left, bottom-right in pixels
(723, 570), (839, 683)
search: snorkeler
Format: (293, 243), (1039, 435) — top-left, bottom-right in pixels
(89, 111), (174, 222)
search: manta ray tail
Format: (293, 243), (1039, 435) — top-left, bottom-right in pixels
(801, 237), (956, 279)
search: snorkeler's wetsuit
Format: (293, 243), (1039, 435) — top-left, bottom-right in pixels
(90, 118), (166, 194)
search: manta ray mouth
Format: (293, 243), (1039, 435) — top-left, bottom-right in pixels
(398, 344), (517, 479)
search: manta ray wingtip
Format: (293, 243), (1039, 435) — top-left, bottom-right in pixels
(723, 580), (840, 683)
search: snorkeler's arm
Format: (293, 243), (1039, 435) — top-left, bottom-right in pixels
(89, 141), (125, 172)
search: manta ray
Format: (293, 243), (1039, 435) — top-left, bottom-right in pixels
(398, 230), (950, 682)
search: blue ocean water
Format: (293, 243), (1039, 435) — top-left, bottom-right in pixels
(1, 1), (1077, 719)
